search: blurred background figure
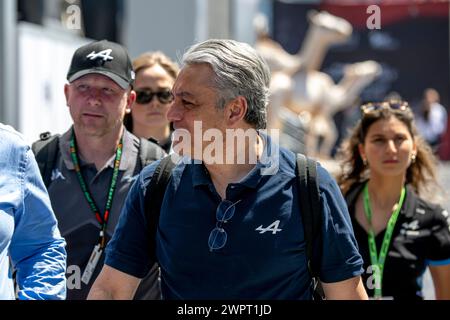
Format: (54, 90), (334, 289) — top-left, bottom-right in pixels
(415, 88), (448, 154)
(253, 12), (305, 154)
(256, 10), (381, 159)
(253, 12), (302, 75)
(124, 51), (179, 153)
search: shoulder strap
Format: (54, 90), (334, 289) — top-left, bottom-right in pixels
(344, 182), (365, 206)
(144, 156), (176, 259)
(31, 132), (60, 187)
(296, 154), (324, 299)
(138, 137), (166, 168)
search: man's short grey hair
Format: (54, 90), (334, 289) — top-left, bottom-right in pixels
(182, 39), (271, 129)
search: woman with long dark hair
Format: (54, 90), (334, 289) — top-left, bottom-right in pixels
(337, 100), (450, 299)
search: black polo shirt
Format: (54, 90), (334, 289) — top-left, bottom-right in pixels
(346, 183), (450, 300)
(106, 135), (365, 299)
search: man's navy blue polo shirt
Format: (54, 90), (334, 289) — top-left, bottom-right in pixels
(106, 135), (364, 299)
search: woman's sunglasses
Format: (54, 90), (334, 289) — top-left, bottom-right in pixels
(360, 101), (410, 114)
(135, 89), (174, 104)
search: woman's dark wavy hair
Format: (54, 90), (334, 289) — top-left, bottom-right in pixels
(337, 101), (438, 196)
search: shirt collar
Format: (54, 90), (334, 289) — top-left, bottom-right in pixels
(191, 131), (277, 190)
(192, 161), (212, 187)
(60, 128), (74, 170)
(346, 181), (416, 219)
(60, 126), (135, 171)
(119, 129), (138, 171)
(401, 185), (416, 218)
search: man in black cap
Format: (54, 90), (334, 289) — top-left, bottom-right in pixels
(33, 40), (165, 299)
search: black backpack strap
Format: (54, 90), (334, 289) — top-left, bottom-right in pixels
(138, 137), (166, 168)
(31, 132), (60, 187)
(306, 156), (322, 276)
(296, 154), (324, 299)
(144, 156), (176, 259)
(344, 182), (365, 207)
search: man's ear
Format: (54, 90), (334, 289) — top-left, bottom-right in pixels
(225, 96), (247, 126)
(64, 84), (70, 107)
(126, 90), (136, 114)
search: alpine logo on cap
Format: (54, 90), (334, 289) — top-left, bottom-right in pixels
(87, 49), (114, 62)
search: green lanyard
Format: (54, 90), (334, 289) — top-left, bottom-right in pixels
(69, 131), (123, 249)
(362, 182), (405, 299)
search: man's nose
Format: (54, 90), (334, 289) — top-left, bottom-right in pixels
(167, 100), (184, 122)
(87, 88), (101, 105)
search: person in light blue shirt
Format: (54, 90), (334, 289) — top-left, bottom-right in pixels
(0, 123), (66, 300)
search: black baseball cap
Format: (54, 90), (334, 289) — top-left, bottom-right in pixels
(67, 40), (135, 89)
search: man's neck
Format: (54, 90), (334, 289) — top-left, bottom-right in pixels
(74, 126), (124, 170)
(207, 163), (255, 194)
(133, 124), (170, 143)
(204, 134), (263, 199)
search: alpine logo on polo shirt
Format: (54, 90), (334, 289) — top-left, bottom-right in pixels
(255, 220), (282, 234)
(87, 49), (114, 62)
(51, 168), (66, 182)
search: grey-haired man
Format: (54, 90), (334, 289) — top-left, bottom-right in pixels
(89, 39), (368, 300)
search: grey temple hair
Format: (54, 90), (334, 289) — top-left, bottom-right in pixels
(182, 39), (271, 129)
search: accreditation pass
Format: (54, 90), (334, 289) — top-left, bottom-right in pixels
(81, 243), (102, 285)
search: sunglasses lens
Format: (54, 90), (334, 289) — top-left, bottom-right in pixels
(208, 227), (227, 250)
(135, 90), (173, 104)
(363, 104), (382, 113)
(136, 91), (152, 104)
(157, 90), (174, 104)
(216, 200), (236, 222)
(361, 101), (409, 114)
(390, 102), (408, 110)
